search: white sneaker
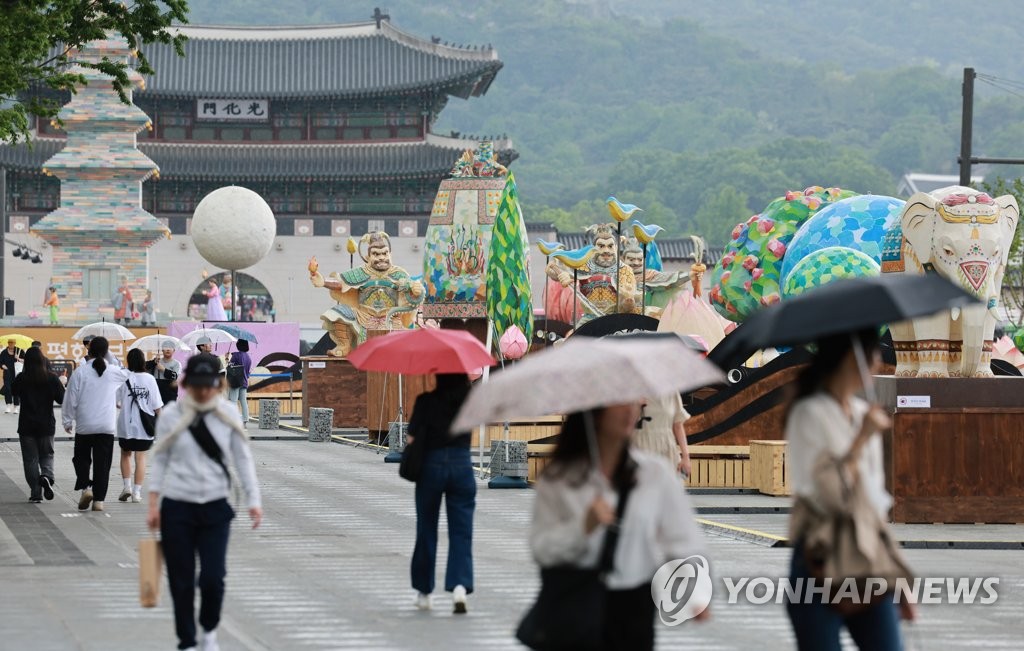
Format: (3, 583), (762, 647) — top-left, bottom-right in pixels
(415, 593), (431, 611)
(453, 585), (468, 614)
(132, 491), (142, 503)
(13, 406), (18, 414)
(118, 489), (131, 502)
(4, 406), (10, 414)
(200, 629), (220, 651)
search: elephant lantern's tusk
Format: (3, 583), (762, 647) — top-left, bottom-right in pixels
(951, 307), (961, 321)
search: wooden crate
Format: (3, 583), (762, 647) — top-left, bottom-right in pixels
(527, 443), (557, 483)
(688, 446), (752, 489)
(750, 440), (790, 496)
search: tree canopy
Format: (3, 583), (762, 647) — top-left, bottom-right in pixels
(0, 0), (188, 144)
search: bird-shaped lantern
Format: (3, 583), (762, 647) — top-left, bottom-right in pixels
(631, 221), (663, 310)
(606, 198), (642, 312)
(536, 239), (566, 256)
(606, 197), (642, 223)
(550, 246), (596, 329)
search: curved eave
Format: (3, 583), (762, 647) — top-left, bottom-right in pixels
(137, 62), (503, 101)
(0, 137), (517, 182)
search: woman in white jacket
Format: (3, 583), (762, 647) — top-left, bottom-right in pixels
(63, 337), (128, 512)
(147, 353), (262, 651)
(116, 348), (163, 503)
(530, 402), (708, 650)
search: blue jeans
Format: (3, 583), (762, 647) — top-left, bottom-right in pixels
(786, 542), (903, 651)
(161, 498), (234, 650)
(411, 446), (476, 594)
(228, 386), (249, 421)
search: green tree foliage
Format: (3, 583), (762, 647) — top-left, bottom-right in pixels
(0, 0), (189, 144)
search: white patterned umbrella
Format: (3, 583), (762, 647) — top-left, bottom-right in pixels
(181, 327), (237, 349)
(72, 322), (136, 341)
(452, 336), (724, 431)
(128, 335), (190, 353)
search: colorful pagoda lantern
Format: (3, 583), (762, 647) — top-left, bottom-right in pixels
(31, 35), (167, 321)
(422, 143), (509, 319)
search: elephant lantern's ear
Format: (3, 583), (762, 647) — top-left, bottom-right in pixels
(995, 195), (1020, 267)
(900, 192), (938, 262)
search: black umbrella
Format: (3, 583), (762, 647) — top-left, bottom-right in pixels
(708, 275), (980, 372)
(607, 330), (709, 353)
(573, 313), (660, 338)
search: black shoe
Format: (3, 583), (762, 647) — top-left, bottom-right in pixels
(39, 476), (54, 501)
(29, 496), (42, 503)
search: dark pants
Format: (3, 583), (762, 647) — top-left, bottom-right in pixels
(72, 433), (114, 501)
(4, 389), (19, 406)
(787, 543), (903, 651)
(19, 435), (54, 500)
(604, 584), (657, 651)
(411, 446), (475, 594)
(161, 498), (234, 650)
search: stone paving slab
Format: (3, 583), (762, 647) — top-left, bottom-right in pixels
(0, 432), (1021, 649)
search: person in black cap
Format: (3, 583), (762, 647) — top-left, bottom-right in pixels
(147, 353), (262, 651)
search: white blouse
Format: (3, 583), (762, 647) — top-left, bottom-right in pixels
(785, 392), (892, 519)
(530, 449), (706, 590)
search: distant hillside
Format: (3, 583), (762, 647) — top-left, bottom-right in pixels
(179, 1), (1024, 243)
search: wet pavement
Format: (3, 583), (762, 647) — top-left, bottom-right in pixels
(0, 417), (1021, 649)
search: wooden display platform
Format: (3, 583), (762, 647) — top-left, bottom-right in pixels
(300, 356), (366, 429)
(876, 376), (1024, 524)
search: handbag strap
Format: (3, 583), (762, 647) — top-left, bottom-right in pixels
(188, 415), (232, 488)
(596, 477), (635, 576)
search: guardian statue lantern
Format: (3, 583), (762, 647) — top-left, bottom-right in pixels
(308, 232), (424, 358)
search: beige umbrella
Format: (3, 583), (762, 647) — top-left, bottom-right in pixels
(452, 336), (724, 432)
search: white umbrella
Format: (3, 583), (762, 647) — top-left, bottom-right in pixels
(181, 327), (237, 349)
(128, 335), (190, 353)
(452, 336), (724, 432)
(72, 322), (136, 341)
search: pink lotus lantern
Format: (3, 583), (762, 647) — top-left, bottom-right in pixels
(498, 325), (528, 360)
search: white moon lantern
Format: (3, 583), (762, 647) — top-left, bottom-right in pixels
(191, 186), (276, 270)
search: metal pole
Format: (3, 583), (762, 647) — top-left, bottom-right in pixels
(614, 222), (622, 313)
(479, 319), (494, 478)
(959, 67), (976, 187)
(229, 269), (236, 322)
(641, 243), (648, 312)
(288, 276), (294, 316)
(571, 269), (579, 329)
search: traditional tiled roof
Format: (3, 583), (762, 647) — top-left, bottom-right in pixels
(139, 22), (503, 100)
(0, 134), (518, 181)
(558, 232), (721, 264)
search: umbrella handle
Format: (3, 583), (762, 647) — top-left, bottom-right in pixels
(583, 410), (601, 472)
(850, 333), (878, 404)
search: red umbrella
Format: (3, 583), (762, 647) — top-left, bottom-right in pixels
(347, 328), (496, 375)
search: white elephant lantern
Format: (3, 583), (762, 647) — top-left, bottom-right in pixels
(881, 186), (1019, 377)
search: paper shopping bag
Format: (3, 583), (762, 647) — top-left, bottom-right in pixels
(139, 537), (163, 608)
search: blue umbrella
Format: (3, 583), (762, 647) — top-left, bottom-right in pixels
(212, 324), (258, 344)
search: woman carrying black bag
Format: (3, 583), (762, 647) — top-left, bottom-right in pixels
(525, 402), (708, 650)
(405, 373), (475, 614)
(115, 349), (163, 503)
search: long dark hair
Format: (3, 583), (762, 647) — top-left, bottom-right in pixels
(547, 409), (637, 491)
(792, 329), (880, 402)
(126, 348), (145, 373)
(20, 347), (50, 386)
(434, 373), (470, 407)
(89, 337), (109, 376)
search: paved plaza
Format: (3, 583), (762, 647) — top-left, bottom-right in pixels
(0, 416), (1021, 650)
